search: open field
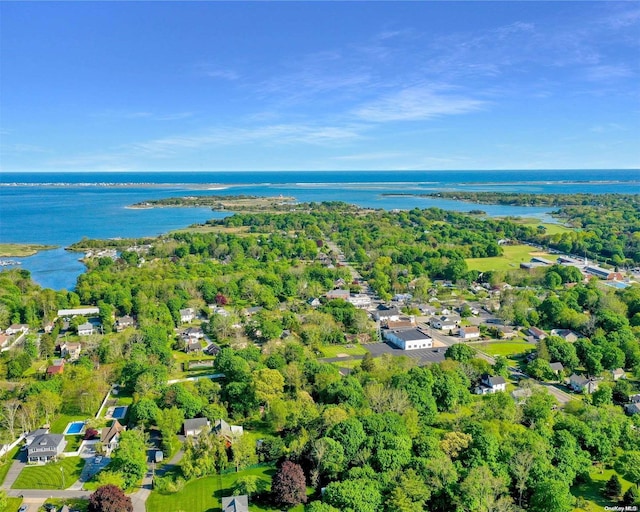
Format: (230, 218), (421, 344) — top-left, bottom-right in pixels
(12, 456), (84, 490)
(572, 467), (634, 512)
(146, 465), (307, 512)
(475, 340), (534, 358)
(0, 243), (57, 257)
(319, 344), (368, 358)
(517, 220), (574, 235)
(466, 244), (556, 272)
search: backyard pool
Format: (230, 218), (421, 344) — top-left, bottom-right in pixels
(112, 406), (128, 419)
(64, 421), (86, 435)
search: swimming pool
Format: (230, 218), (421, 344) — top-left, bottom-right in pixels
(64, 421), (85, 435)
(606, 281), (629, 289)
(112, 406), (128, 419)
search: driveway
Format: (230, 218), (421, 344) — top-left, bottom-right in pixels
(1, 449), (26, 490)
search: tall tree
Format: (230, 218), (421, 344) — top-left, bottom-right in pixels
(88, 485), (133, 512)
(271, 461), (307, 507)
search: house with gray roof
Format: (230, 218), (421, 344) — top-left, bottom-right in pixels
(183, 418), (210, 437)
(27, 433), (66, 463)
(475, 374), (507, 395)
(222, 495), (249, 512)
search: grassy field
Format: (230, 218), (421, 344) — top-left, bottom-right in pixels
(50, 414), (89, 434)
(0, 243), (57, 257)
(572, 467), (634, 512)
(146, 465), (307, 512)
(12, 456), (84, 490)
(0, 446), (20, 485)
(319, 344), (368, 358)
(466, 244), (556, 272)
(475, 340), (534, 358)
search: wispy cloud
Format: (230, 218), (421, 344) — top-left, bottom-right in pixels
(203, 69), (239, 80)
(585, 64), (632, 82)
(354, 86), (486, 122)
(96, 110), (194, 121)
(128, 123), (365, 156)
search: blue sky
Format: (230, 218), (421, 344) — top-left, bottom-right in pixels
(1, 1), (639, 172)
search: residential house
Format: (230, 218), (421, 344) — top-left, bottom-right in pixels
(114, 315), (135, 332)
(612, 368), (626, 381)
(494, 325), (517, 339)
(527, 327), (547, 340)
(100, 420), (125, 455)
(183, 418), (211, 437)
(430, 316), (461, 331)
(60, 342), (81, 361)
(347, 294), (371, 309)
(27, 433), (66, 463)
(459, 326), (480, 340)
(77, 322), (94, 336)
(418, 304), (437, 316)
(6, 324), (29, 336)
(325, 289), (350, 301)
(307, 298), (321, 308)
(475, 374), (507, 395)
(629, 394), (640, 404)
(204, 343), (221, 356)
(242, 306), (263, 317)
(373, 306), (401, 323)
(25, 428), (50, 446)
(221, 495), (249, 512)
(569, 373), (599, 393)
(47, 359), (65, 376)
(550, 329), (579, 343)
(0, 333), (10, 348)
(624, 403), (640, 415)
(393, 293), (413, 302)
(213, 419), (243, 445)
(550, 362), (564, 376)
(185, 339), (203, 353)
(383, 328), (433, 351)
(182, 327), (204, 340)
(180, 308), (196, 323)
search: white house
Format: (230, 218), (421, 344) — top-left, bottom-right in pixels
(183, 418), (210, 437)
(569, 373), (599, 394)
(347, 294), (371, 309)
(383, 328), (433, 350)
(6, 324), (29, 336)
(77, 322), (94, 336)
(27, 434), (66, 463)
(373, 306), (401, 323)
(459, 326), (480, 340)
(180, 308), (196, 323)
(475, 374), (507, 395)
(430, 316), (460, 331)
(100, 420), (125, 456)
(114, 315), (135, 332)
(60, 342), (81, 360)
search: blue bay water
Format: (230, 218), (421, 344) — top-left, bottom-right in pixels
(1, 169), (638, 290)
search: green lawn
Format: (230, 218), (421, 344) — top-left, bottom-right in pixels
(319, 344), (367, 358)
(0, 445), (20, 485)
(12, 456), (84, 490)
(475, 340), (534, 358)
(466, 244), (555, 272)
(4, 497), (24, 512)
(146, 466), (307, 512)
(50, 414), (89, 434)
(65, 435), (84, 452)
(572, 467), (635, 512)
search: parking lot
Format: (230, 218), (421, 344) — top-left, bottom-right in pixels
(365, 341), (447, 364)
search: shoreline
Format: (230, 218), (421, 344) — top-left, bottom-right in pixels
(0, 243), (59, 257)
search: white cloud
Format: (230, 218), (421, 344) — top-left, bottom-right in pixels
(354, 86), (486, 122)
